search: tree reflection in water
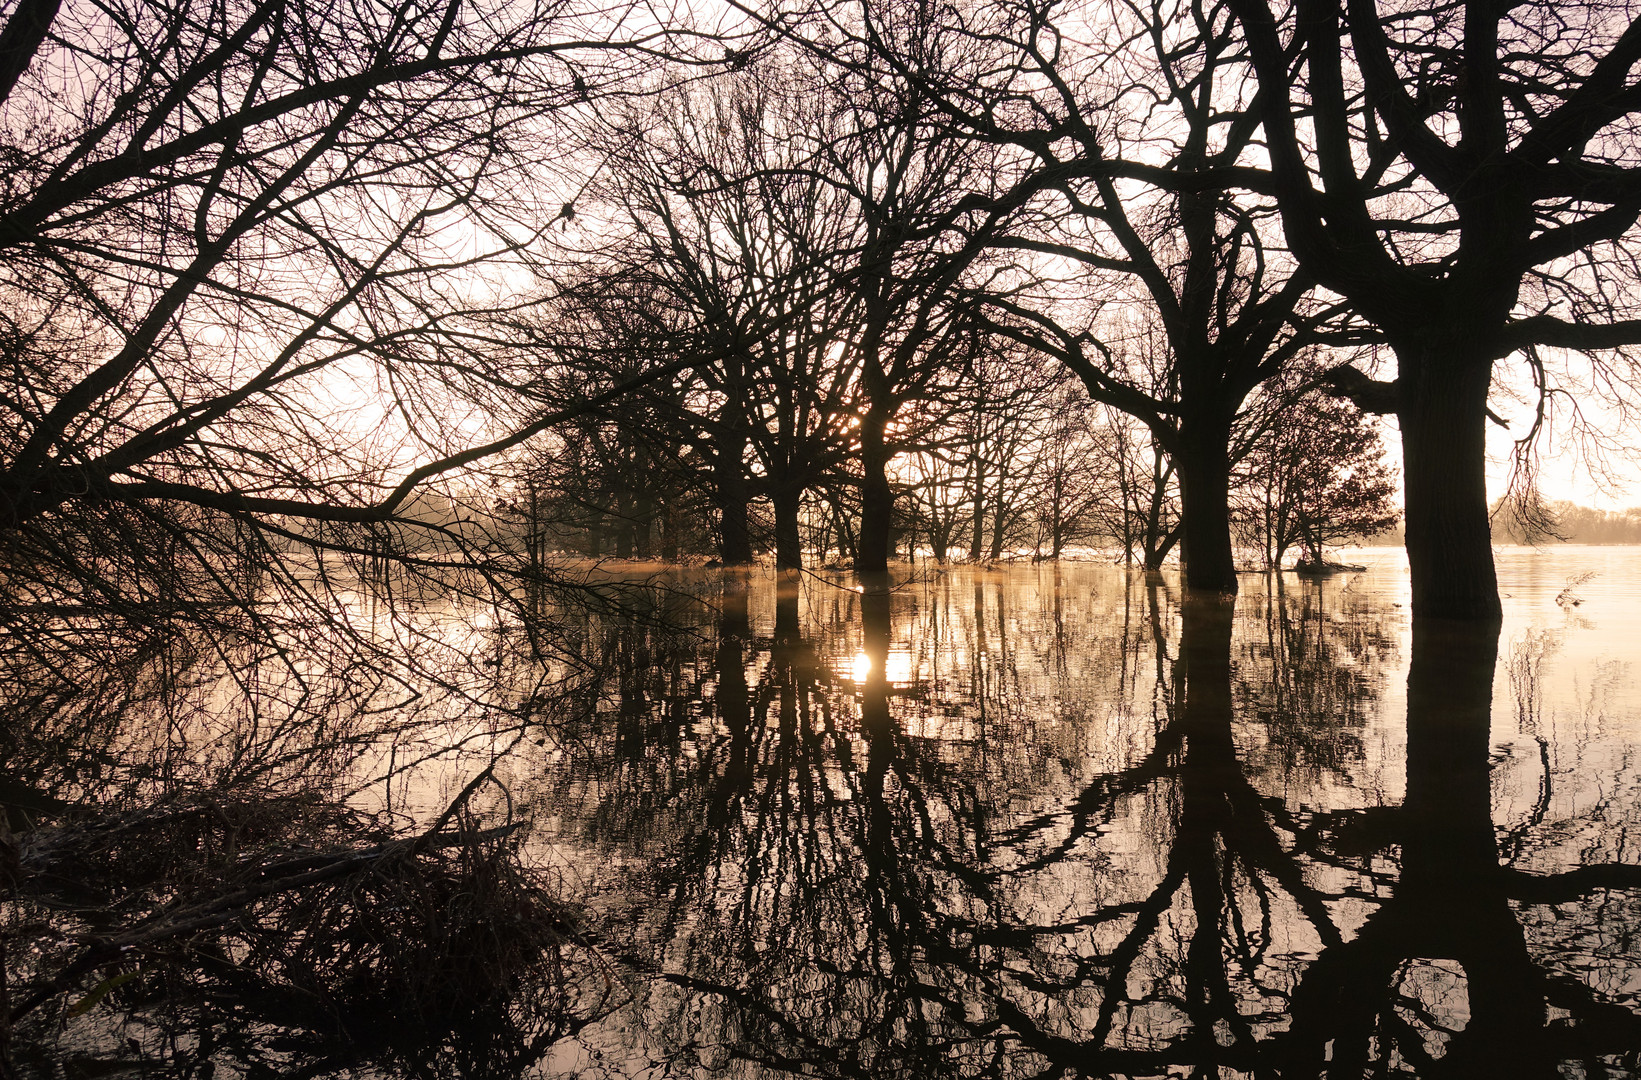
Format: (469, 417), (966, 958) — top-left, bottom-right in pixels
(547, 566), (1641, 1079)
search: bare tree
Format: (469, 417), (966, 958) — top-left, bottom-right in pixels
(787, 10), (1023, 572)
(829, 0), (1351, 592)
(1025, 377), (1109, 559)
(577, 68), (872, 569)
(1087, 404), (1185, 569)
(1224, 0), (1641, 619)
(1235, 386), (1399, 569)
(0, 0), (706, 551)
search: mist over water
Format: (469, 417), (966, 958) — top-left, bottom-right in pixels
(535, 549), (1641, 1079)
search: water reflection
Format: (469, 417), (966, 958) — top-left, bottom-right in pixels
(12, 560), (1635, 1075)
(548, 565), (1641, 1079)
(1279, 619), (1543, 1077)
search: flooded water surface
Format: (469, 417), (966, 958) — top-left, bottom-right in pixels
(534, 549), (1641, 1079)
(7, 548), (1641, 1078)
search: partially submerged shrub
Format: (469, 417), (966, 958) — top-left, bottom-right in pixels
(3, 783), (616, 1077)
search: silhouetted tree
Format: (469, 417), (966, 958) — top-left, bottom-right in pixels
(838, 0), (1350, 592)
(1086, 405), (1184, 569)
(0, 0), (694, 540)
(1225, 0), (1641, 618)
(1237, 388), (1400, 567)
(801, 14), (1021, 571)
(563, 68), (871, 568)
(1026, 379), (1109, 559)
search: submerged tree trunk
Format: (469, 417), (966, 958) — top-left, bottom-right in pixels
(715, 432), (754, 566)
(1175, 418), (1237, 593)
(772, 486), (803, 571)
(857, 411), (893, 573)
(1396, 344), (1502, 621)
(988, 492), (1009, 561)
(968, 451), (986, 563)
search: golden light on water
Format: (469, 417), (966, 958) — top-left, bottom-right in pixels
(846, 649), (915, 685)
(851, 650), (872, 683)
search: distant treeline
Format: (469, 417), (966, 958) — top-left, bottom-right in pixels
(1493, 500), (1641, 545)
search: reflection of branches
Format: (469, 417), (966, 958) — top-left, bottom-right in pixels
(1506, 864), (1641, 902)
(1509, 626), (1561, 736)
(540, 567), (1641, 1079)
(1236, 579), (1398, 778)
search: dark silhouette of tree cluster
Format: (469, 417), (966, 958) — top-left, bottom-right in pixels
(1238, 385), (1400, 567)
(18, 0), (1641, 1070)
(501, 0), (1633, 619)
(15, 0), (1635, 618)
(486, 0), (1426, 591)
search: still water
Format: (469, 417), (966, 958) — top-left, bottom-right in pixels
(11, 547), (1641, 1078)
(529, 548), (1641, 1079)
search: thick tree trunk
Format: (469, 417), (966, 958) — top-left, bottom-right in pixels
(715, 432), (753, 566)
(1397, 346), (1502, 620)
(772, 486), (802, 570)
(857, 413), (893, 572)
(1175, 421), (1238, 593)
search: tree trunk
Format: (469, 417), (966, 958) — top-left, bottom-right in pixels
(1397, 345), (1502, 620)
(1144, 524), (1182, 572)
(1140, 446), (1171, 569)
(525, 481), (544, 592)
(612, 491), (632, 559)
(632, 489), (653, 559)
(968, 453), (985, 563)
(988, 491), (1008, 561)
(857, 412), (893, 572)
(772, 486), (802, 570)
(715, 432), (754, 565)
(659, 497), (679, 563)
(833, 498), (859, 565)
(929, 502), (950, 564)
(1175, 419), (1238, 593)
